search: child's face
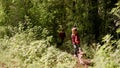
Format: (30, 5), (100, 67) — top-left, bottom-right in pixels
(74, 30), (77, 34)
(72, 30), (77, 34)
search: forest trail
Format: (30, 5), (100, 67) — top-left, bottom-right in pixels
(0, 61), (18, 68)
(75, 58), (85, 68)
(75, 58), (91, 68)
(74, 49), (92, 68)
(0, 61), (85, 68)
(0, 62), (6, 68)
(0, 56), (91, 68)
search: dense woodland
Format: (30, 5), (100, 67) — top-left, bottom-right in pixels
(0, 0), (120, 68)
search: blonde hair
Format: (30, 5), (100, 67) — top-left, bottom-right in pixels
(72, 27), (77, 34)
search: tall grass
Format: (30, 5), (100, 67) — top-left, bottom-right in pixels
(92, 34), (120, 68)
(0, 28), (76, 68)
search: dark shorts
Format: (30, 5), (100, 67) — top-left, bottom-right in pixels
(73, 44), (79, 57)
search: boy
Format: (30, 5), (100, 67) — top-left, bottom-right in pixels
(71, 27), (80, 57)
(59, 29), (66, 45)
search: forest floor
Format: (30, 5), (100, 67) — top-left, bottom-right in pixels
(73, 49), (92, 68)
(0, 61), (87, 68)
(0, 61), (17, 68)
(75, 60), (85, 68)
(0, 57), (91, 68)
(0, 62), (6, 68)
(74, 57), (91, 68)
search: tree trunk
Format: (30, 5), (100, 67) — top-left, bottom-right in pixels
(88, 0), (101, 42)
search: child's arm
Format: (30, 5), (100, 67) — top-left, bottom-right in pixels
(71, 35), (75, 45)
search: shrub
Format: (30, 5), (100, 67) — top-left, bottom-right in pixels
(0, 30), (76, 68)
(92, 34), (120, 68)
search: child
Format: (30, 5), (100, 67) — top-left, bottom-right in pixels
(59, 29), (66, 45)
(71, 27), (80, 57)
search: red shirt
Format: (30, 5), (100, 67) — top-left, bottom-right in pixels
(59, 32), (66, 39)
(71, 34), (80, 45)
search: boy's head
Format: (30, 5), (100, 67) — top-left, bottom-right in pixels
(72, 27), (77, 34)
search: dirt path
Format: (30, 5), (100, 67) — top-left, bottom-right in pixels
(74, 48), (92, 68)
(75, 59), (85, 68)
(0, 61), (19, 68)
(0, 62), (6, 68)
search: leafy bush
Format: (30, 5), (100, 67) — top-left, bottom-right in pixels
(31, 46), (76, 68)
(0, 26), (12, 38)
(91, 2), (120, 68)
(0, 2), (6, 25)
(92, 34), (120, 68)
(0, 30), (76, 68)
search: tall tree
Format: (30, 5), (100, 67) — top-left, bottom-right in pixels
(88, 0), (101, 42)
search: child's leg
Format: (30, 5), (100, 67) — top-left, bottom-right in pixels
(73, 45), (79, 57)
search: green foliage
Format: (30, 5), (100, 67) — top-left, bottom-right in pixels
(0, 37), (9, 52)
(92, 34), (120, 68)
(0, 30), (76, 68)
(0, 26), (12, 38)
(37, 46), (76, 68)
(111, 1), (120, 18)
(57, 40), (73, 53)
(116, 28), (120, 33)
(0, 1), (6, 25)
(0, 0), (118, 43)
(82, 44), (96, 59)
(0, 0), (120, 68)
